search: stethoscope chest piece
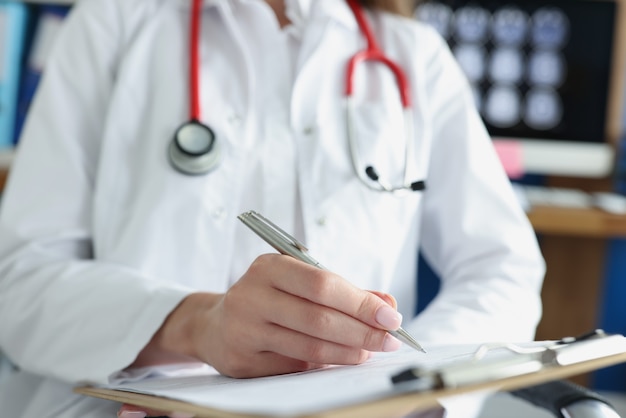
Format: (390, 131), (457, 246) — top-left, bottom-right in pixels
(169, 120), (221, 175)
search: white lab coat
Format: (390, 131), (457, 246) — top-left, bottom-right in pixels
(0, 0), (544, 416)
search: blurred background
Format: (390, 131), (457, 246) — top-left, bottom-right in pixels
(412, 0), (626, 414)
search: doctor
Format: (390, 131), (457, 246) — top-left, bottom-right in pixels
(0, 0), (544, 417)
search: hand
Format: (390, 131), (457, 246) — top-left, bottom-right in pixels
(138, 254), (404, 378)
(204, 254), (404, 377)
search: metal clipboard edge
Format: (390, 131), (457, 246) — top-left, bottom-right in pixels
(391, 332), (626, 391)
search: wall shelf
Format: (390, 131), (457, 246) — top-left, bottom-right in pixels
(529, 205), (626, 238)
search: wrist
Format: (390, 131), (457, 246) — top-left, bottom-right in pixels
(132, 292), (221, 367)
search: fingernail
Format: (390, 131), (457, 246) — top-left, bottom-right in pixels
(375, 305), (402, 330)
(170, 413), (195, 418)
(382, 334), (402, 352)
(117, 412), (147, 418)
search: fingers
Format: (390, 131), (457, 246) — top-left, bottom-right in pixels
(255, 255), (403, 331)
(242, 255), (404, 357)
(369, 290), (398, 309)
(261, 287), (395, 352)
(260, 322), (401, 365)
(209, 287), (381, 375)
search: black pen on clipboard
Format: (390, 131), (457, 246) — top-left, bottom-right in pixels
(237, 210), (426, 353)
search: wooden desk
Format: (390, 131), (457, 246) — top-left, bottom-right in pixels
(528, 205), (626, 342)
(0, 150), (12, 190)
(0, 169), (7, 191)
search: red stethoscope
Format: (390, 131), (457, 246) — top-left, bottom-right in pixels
(169, 0), (426, 193)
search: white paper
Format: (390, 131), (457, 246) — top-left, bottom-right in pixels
(97, 344), (483, 416)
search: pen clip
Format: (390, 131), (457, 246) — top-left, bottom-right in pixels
(238, 210), (310, 254)
(251, 211), (309, 252)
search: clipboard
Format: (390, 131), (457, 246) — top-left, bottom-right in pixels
(74, 330), (626, 418)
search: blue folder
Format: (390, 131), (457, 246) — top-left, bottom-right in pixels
(0, 2), (29, 149)
(13, 5), (70, 145)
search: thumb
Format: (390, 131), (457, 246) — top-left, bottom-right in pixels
(368, 290), (398, 310)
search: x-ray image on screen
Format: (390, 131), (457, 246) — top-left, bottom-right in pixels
(416, 0), (617, 145)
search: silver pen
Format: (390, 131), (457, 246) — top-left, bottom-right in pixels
(237, 210), (426, 353)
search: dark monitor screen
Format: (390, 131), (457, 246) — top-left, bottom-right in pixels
(415, 0), (618, 145)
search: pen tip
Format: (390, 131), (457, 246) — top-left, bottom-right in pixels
(410, 342), (427, 353)
(389, 328), (426, 353)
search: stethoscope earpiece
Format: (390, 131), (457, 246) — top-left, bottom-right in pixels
(169, 120), (221, 175)
(410, 180), (426, 192)
(364, 165), (426, 193)
(365, 166), (380, 182)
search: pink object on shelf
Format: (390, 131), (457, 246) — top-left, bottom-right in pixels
(493, 140), (525, 179)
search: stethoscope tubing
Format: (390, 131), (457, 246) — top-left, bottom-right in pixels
(190, 0), (202, 121)
(344, 0), (411, 108)
(169, 0), (221, 176)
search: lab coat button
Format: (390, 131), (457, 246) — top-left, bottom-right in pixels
(228, 114), (242, 125)
(211, 207), (226, 220)
(303, 126), (315, 136)
(316, 217), (327, 227)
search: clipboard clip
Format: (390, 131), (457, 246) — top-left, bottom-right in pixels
(391, 330), (626, 392)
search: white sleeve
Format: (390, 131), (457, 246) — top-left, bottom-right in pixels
(409, 34), (545, 344)
(0, 0), (193, 385)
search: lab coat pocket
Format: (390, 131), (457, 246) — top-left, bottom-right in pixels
(311, 171), (423, 292)
(309, 102), (424, 284)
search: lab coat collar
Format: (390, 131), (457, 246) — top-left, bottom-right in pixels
(175, 0), (357, 31)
